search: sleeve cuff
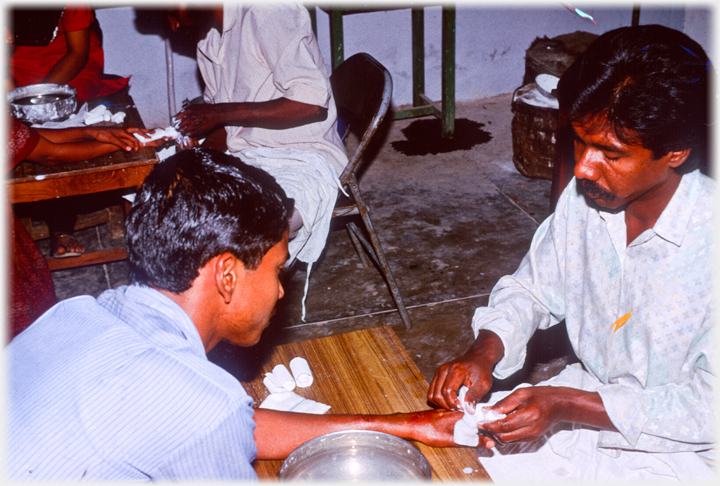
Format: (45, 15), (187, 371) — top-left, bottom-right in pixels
(471, 307), (528, 379)
(596, 384), (649, 447)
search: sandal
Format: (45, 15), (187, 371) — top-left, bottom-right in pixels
(51, 234), (84, 259)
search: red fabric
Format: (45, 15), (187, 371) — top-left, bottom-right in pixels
(7, 117), (57, 342)
(10, 5), (129, 102)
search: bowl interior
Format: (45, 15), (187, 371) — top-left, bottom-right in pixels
(279, 430), (432, 481)
(8, 84), (77, 124)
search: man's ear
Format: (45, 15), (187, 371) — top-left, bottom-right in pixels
(213, 253), (246, 304)
(665, 148), (691, 169)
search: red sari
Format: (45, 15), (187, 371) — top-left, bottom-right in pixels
(6, 117), (57, 342)
(10, 5), (128, 101)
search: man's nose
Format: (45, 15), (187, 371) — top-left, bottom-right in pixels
(574, 148), (600, 181)
(278, 282), (285, 300)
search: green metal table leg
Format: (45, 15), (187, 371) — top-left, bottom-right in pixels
(411, 8), (425, 108)
(441, 6), (456, 139)
(330, 8), (344, 70)
(307, 5), (317, 37)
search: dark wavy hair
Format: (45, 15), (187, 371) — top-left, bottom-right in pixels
(558, 25), (711, 174)
(126, 148), (294, 293)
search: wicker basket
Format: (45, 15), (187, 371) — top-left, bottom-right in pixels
(511, 84), (558, 180)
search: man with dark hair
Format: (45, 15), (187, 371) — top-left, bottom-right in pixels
(8, 148), (461, 481)
(428, 25), (714, 481)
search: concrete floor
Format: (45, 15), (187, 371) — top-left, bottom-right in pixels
(30, 93), (575, 398)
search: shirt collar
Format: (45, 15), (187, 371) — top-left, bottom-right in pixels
(587, 169), (702, 248)
(652, 169), (702, 247)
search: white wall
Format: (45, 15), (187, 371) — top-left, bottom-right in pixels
(95, 3), (714, 128)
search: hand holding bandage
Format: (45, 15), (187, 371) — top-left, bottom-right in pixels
(453, 386), (506, 447)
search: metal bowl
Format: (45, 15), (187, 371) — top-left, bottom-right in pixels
(7, 83), (77, 124)
(279, 430), (431, 481)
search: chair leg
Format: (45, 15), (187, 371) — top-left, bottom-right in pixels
(347, 222), (372, 268)
(347, 179), (412, 329)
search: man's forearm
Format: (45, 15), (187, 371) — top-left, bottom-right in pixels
(217, 98), (327, 129)
(253, 409), (460, 460)
(28, 139), (120, 164)
(37, 127), (93, 143)
(557, 387), (617, 431)
(253, 410), (408, 460)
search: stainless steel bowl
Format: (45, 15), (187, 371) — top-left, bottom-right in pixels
(279, 430), (432, 481)
(7, 83), (77, 124)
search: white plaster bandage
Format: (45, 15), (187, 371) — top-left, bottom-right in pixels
(271, 364), (296, 391)
(289, 357), (313, 387)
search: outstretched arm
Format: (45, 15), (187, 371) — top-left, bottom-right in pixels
(253, 408), (463, 460)
(174, 98), (328, 138)
(28, 127), (163, 165)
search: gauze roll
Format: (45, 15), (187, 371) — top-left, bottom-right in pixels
(272, 364), (296, 391)
(290, 357), (313, 387)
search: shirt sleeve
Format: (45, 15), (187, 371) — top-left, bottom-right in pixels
(59, 5), (94, 33)
(156, 405), (259, 481)
(254, 6), (331, 108)
(472, 185), (571, 379)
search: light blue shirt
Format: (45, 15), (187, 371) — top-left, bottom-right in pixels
(7, 285), (259, 481)
(473, 170), (714, 454)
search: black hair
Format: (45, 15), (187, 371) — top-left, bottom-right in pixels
(126, 148), (294, 293)
(558, 25), (711, 174)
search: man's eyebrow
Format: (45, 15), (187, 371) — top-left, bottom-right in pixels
(591, 140), (630, 154)
(573, 131), (630, 154)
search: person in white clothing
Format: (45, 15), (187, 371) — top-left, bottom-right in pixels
(167, 4), (347, 277)
(428, 25), (714, 481)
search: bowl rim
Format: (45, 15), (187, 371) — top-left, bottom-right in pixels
(279, 429), (432, 480)
(7, 83), (77, 104)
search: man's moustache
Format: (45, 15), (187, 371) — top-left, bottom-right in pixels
(580, 180), (616, 201)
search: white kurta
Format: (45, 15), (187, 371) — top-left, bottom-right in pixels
(472, 170), (715, 481)
(195, 3), (348, 271)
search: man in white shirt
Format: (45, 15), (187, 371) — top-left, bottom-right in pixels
(428, 25), (714, 481)
(167, 4), (347, 274)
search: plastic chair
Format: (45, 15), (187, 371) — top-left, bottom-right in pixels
(330, 53), (412, 329)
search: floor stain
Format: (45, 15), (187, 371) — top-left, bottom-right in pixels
(391, 118), (493, 156)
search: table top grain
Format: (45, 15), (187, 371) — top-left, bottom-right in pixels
(241, 326), (491, 482)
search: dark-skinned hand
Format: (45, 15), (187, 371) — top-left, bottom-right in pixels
(480, 386), (568, 446)
(174, 104), (224, 138)
(427, 330), (504, 412)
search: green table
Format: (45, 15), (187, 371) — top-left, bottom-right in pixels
(310, 5), (456, 139)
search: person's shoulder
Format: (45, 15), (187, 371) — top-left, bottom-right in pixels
(689, 170), (715, 219)
(242, 3), (311, 31)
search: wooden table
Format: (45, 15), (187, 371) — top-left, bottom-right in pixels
(7, 89), (160, 271)
(241, 326), (491, 481)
